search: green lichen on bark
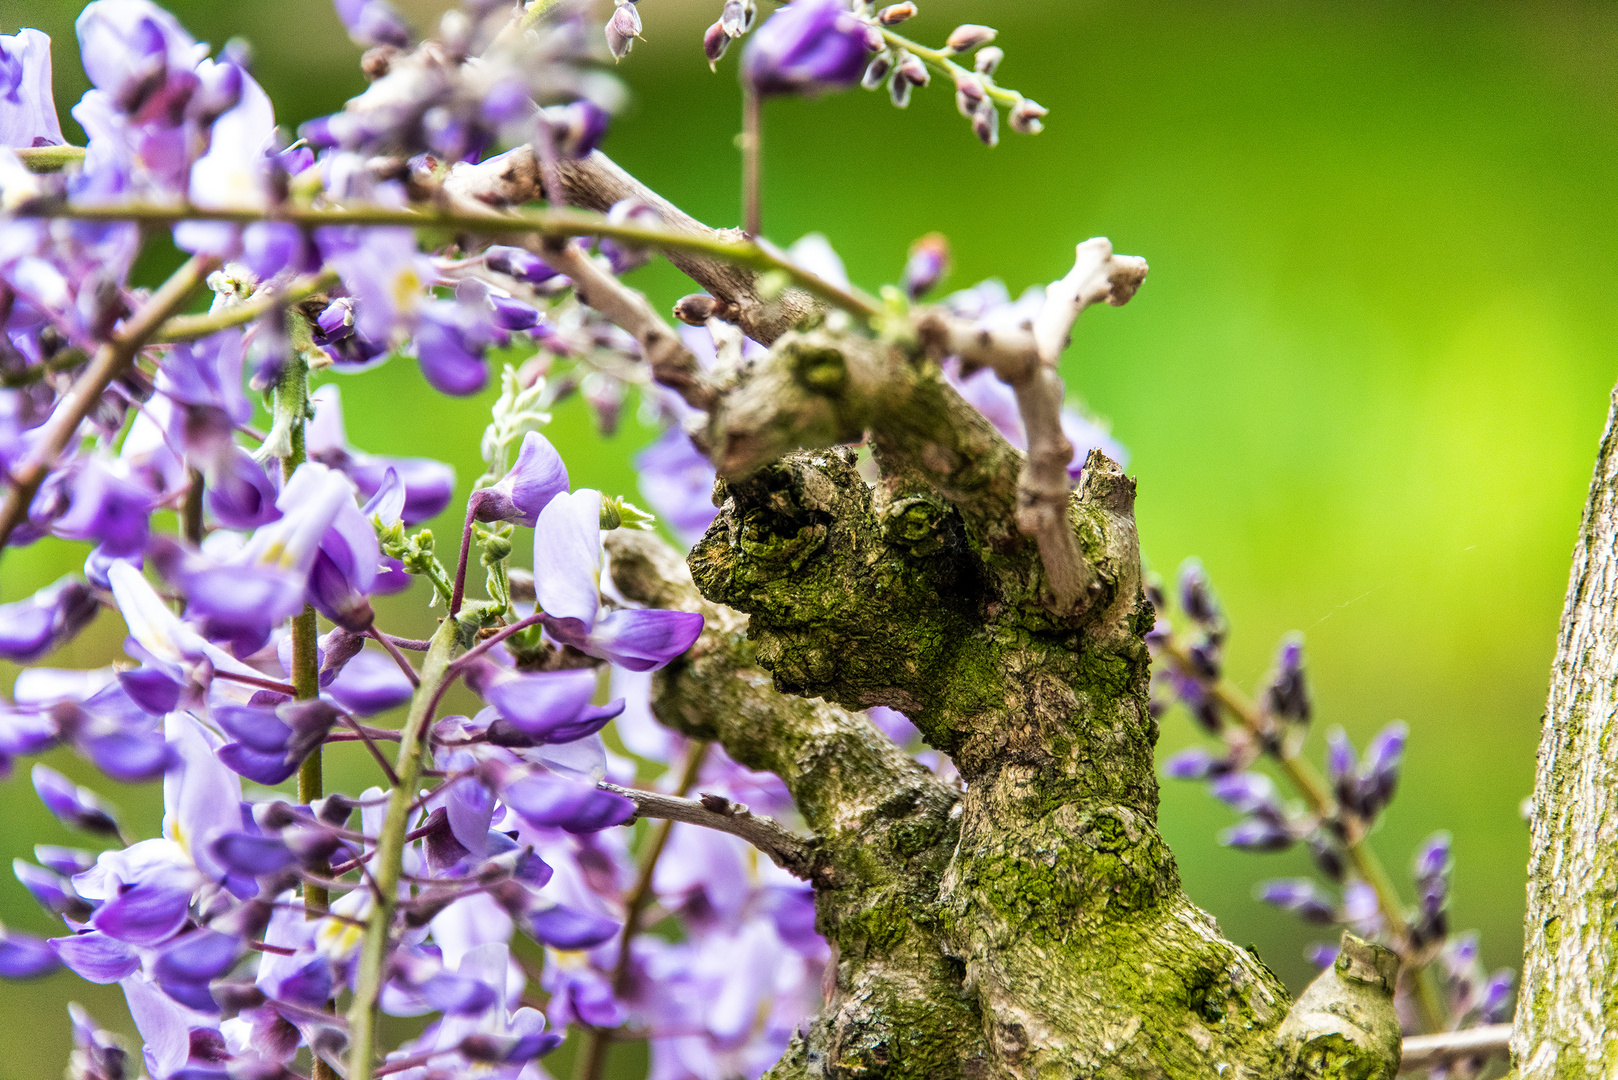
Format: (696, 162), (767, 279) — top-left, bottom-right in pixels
(607, 330), (1370, 1076)
(1275, 933), (1402, 1080)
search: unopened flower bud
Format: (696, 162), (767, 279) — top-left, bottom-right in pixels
(889, 72), (913, 108)
(605, 2), (642, 61)
(893, 49), (929, 87)
(861, 51), (892, 90)
(973, 45), (1003, 76)
(972, 100), (998, 146)
(704, 21), (730, 67)
(863, 24), (885, 52)
(720, 0), (756, 37)
(673, 293), (719, 325)
(903, 232), (949, 300)
(877, 2), (917, 24)
(1009, 98), (1047, 135)
(945, 23), (996, 51)
(954, 71), (985, 117)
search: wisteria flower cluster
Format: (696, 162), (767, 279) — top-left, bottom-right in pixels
(1149, 561), (1514, 1076)
(0, 0), (1077, 1077)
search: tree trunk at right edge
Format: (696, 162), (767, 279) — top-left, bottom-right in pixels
(1515, 384), (1618, 1077)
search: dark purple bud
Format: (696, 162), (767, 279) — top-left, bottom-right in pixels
(1361, 720), (1408, 815)
(32, 765), (120, 837)
(944, 23), (996, 50)
(1177, 558), (1221, 628)
(50, 930), (139, 983)
(1187, 637), (1222, 680)
(1325, 727), (1356, 785)
(314, 297), (355, 345)
(0, 576), (99, 662)
(1306, 943), (1339, 970)
(953, 71), (985, 117)
(1220, 818), (1293, 852)
(415, 308), (490, 396)
(1162, 747), (1224, 780)
(189, 61), (243, 127)
(485, 245), (559, 286)
(1306, 833), (1345, 882)
(14, 860), (93, 920)
(274, 956), (333, 1007)
(525, 903), (620, 949)
(1256, 879), (1336, 924)
(743, 0), (874, 97)
(1209, 772), (1281, 818)
(1480, 970), (1514, 1023)
(1414, 831), (1451, 882)
(489, 296), (539, 331)
(90, 883), (192, 945)
(704, 21), (730, 67)
(209, 832), (296, 877)
(501, 774), (635, 834)
(877, 2), (916, 24)
(903, 233), (949, 300)
(0, 928), (60, 979)
(461, 1031), (564, 1064)
(974, 45), (1002, 76)
(599, 199), (662, 274)
(1263, 633), (1310, 724)
(34, 845), (95, 876)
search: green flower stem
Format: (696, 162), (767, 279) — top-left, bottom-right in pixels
(1159, 637), (1446, 1034)
(876, 26), (1032, 111)
(17, 199), (883, 322)
(346, 615), (460, 1080)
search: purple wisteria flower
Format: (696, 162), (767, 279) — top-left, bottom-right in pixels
(0, 29), (65, 149)
(472, 430), (569, 527)
(742, 0), (875, 97)
(533, 489), (704, 671)
(0, 577), (99, 661)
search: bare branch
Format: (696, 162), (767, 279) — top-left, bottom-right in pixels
(540, 241), (716, 411)
(601, 782), (819, 880)
(1033, 237), (1149, 364)
(1399, 1024), (1511, 1073)
(446, 147), (829, 344)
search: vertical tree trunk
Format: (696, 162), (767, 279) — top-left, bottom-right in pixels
(1515, 385), (1618, 1076)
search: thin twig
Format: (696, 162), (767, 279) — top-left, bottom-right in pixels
(1399, 1024), (1511, 1073)
(448, 498), (479, 619)
(376, 632), (431, 651)
(742, 86), (762, 237)
(599, 782), (817, 879)
(338, 714), (402, 788)
(150, 268), (339, 344)
(211, 669), (299, 697)
(365, 626), (421, 688)
(0, 254), (219, 553)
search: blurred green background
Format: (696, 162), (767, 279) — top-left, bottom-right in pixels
(1, 0), (1612, 1073)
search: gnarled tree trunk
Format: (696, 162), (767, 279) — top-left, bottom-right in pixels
(1514, 385), (1618, 1077)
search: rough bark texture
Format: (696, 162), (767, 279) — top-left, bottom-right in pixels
(539, 148), (1404, 1079)
(1514, 385), (1618, 1078)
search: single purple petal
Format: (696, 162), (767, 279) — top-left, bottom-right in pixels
(50, 930), (139, 983)
(216, 744), (298, 786)
(326, 649), (413, 716)
(0, 576), (99, 662)
(35, 845), (96, 876)
(501, 775), (633, 834)
(525, 904), (620, 949)
(575, 608), (704, 672)
(0, 927), (61, 979)
(742, 0), (874, 97)
(532, 489), (601, 628)
(204, 445), (281, 530)
(90, 883), (192, 945)
(153, 929), (239, 985)
(480, 667), (598, 738)
(477, 431), (569, 528)
(209, 832), (295, 877)
(33, 764), (120, 836)
(0, 30), (65, 149)
(81, 730), (178, 783)
(420, 972), (498, 1015)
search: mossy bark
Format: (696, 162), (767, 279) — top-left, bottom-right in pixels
(1514, 384), (1618, 1078)
(604, 336), (1385, 1076)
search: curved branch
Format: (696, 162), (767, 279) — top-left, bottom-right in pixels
(601, 782), (819, 880)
